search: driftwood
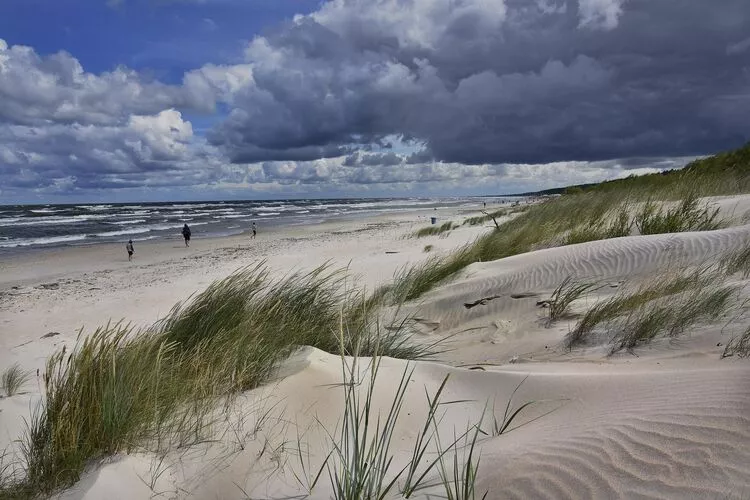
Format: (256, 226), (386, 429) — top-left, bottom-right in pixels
(481, 210), (500, 229)
(464, 295), (502, 309)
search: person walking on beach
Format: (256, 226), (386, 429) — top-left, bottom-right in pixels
(182, 223), (191, 247)
(126, 239), (134, 261)
(251, 221), (257, 239)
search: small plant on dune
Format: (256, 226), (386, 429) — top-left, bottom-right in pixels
(414, 221), (458, 238)
(488, 376), (536, 437)
(424, 244), (434, 253)
(436, 421), (487, 500)
(723, 325), (750, 358)
(609, 285), (736, 354)
(564, 268), (715, 349)
(634, 193), (722, 235)
(1, 363), (31, 397)
(547, 277), (598, 324)
(563, 266), (737, 354)
(325, 333), (461, 500)
(721, 243), (750, 278)
(388, 246), (477, 303)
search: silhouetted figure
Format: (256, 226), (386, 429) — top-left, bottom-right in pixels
(126, 239), (134, 261)
(182, 224), (191, 247)
(251, 221), (257, 239)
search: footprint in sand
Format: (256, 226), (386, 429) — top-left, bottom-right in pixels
(486, 319), (513, 344)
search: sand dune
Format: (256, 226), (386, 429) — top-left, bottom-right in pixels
(56, 349), (750, 499)
(406, 225), (750, 364)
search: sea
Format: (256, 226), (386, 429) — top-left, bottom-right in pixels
(0, 198), (500, 251)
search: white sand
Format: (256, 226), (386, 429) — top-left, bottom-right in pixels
(2, 198), (750, 499)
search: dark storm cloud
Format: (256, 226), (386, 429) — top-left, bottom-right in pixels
(212, 0), (750, 165)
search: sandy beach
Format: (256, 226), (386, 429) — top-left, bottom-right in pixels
(0, 205), (488, 368)
(1, 196), (749, 499)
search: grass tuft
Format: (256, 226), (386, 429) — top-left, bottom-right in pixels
(414, 221), (457, 238)
(721, 243), (750, 278)
(463, 209), (508, 227)
(325, 330), (481, 500)
(436, 421), (487, 500)
(388, 247), (476, 303)
(723, 325), (750, 358)
(564, 266), (737, 354)
(564, 203), (632, 245)
(634, 193), (722, 235)
(547, 277), (598, 324)
(1, 364), (31, 397)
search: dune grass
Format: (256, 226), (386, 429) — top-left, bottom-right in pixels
(634, 193), (722, 235)
(1, 264), (431, 497)
(462, 209), (508, 227)
(723, 325), (750, 358)
(316, 324), (500, 500)
(609, 286), (736, 353)
(387, 143), (750, 303)
(564, 203), (632, 245)
(564, 266), (738, 354)
(414, 221), (457, 238)
(424, 245), (434, 253)
(326, 347), (453, 499)
(436, 422), (487, 500)
(547, 277), (598, 324)
(1, 364), (31, 398)
(721, 243), (750, 278)
(387, 247), (476, 303)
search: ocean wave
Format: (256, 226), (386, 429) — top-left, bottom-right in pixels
(108, 219), (148, 225)
(216, 214), (250, 219)
(0, 234), (88, 248)
(0, 214), (112, 227)
(89, 222), (210, 238)
(257, 212), (281, 216)
(77, 205), (113, 211)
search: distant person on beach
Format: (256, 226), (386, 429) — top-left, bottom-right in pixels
(126, 240), (134, 261)
(182, 224), (191, 247)
(251, 222), (257, 239)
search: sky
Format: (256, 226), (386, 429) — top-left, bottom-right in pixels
(0, 0), (748, 203)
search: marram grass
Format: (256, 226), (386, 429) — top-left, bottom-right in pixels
(1, 364), (30, 398)
(388, 142), (750, 303)
(0, 264), (431, 496)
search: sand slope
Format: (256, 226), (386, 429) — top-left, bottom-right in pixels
(57, 349), (750, 499)
(407, 225), (750, 365)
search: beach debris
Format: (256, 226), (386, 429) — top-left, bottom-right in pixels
(464, 295), (502, 309)
(511, 292), (539, 299)
(40, 332), (61, 339)
(385, 251), (399, 254)
(468, 366), (486, 371)
(509, 355), (519, 364)
(37, 283), (59, 290)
